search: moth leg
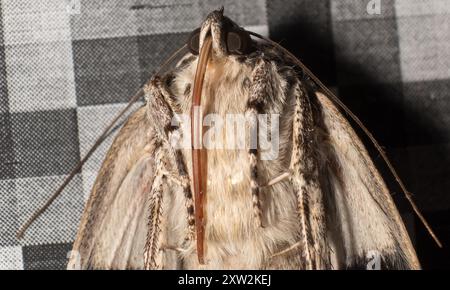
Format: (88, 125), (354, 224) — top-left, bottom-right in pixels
(270, 241), (302, 259)
(145, 77), (196, 241)
(143, 78), (196, 269)
(160, 165), (195, 241)
(245, 59), (271, 228)
(262, 172), (290, 188)
(161, 170), (189, 188)
(289, 82), (331, 269)
(159, 73), (183, 114)
(143, 144), (193, 270)
(160, 244), (188, 254)
(144, 144), (167, 270)
(169, 149), (196, 241)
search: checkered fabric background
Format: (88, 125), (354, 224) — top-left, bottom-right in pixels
(0, 0), (449, 270)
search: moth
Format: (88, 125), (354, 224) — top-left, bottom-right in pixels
(18, 8), (441, 270)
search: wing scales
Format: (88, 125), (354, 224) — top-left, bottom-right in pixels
(314, 92), (420, 269)
(68, 107), (158, 269)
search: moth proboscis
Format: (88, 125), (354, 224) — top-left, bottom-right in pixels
(18, 8), (441, 270)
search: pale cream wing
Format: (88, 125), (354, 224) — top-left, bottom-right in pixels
(68, 107), (157, 269)
(314, 92), (420, 269)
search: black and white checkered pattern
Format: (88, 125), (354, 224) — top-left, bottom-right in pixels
(1, 0), (449, 269)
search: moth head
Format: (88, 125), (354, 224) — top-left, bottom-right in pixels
(187, 8), (253, 58)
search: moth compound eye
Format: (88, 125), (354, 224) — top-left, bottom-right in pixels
(226, 29), (251, 55)
(188, 28), (201, 55)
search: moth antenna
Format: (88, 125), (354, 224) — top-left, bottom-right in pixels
(156, 44), (188, 76)
(17, 44), (189, 239)
(248, 31), (443, 248)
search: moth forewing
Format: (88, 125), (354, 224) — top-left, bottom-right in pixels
(68, 106), (156, 269)
(313, 92), (420, 269)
